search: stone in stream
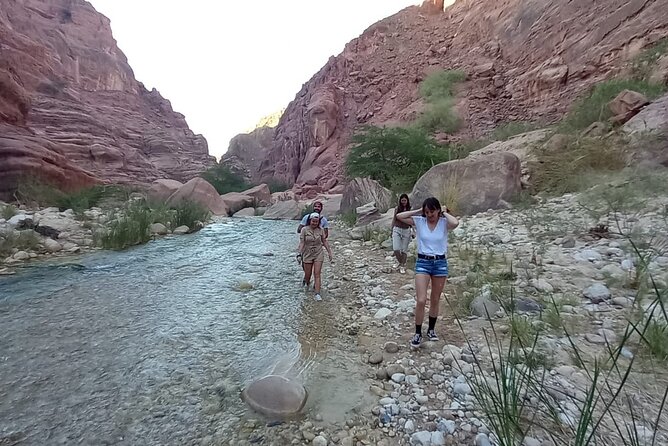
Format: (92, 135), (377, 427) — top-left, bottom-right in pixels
(242, 375), (307, 418)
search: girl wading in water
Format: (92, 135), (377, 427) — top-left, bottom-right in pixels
(392, 194), (414, 274)
(396, 197), (459, 348)
(297, 213), (333, 301)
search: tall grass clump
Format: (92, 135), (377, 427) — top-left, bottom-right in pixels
(172, 201), (210, 229)
(101, 202), (153, 249)
(417, 69), (466, 133)
(345, 125), (454, 192)
(559, 78), (666, 132)
(530, 136), (627, 195)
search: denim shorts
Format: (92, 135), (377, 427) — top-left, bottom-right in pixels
(415, 258), (449, 277)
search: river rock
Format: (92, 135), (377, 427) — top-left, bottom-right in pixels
(233, 207), (256, 217)
(582, 283), (611, 303)
(173, 225), (189, 235)
(470, 295), (500, 318)
(369, 352), (383, 364)
(44, 238), (62, 252)
(150, 223), (169, 235)
(242, 375), (307, 418)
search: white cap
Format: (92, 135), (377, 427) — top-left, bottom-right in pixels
(308, 212), (320, 220)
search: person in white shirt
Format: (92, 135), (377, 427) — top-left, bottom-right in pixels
(396, 197), (459, 348)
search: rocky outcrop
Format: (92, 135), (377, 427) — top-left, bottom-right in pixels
(0, 0), (215, 200)
(411, 152), (522, 215)
(240, 0), (668, 195)
(148, 179), (184, 203)
(623, 93), (668, 134)
(221, 127), (275, 184)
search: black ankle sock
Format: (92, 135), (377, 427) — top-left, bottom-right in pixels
(415, 324), (422, 335)
(428, 316), (437, 331)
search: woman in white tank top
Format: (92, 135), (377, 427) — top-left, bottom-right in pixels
(396, 197), (459, 348)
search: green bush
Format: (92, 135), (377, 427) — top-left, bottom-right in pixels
(200, 164), (249, 194)
(345, 126), (455, 192)
(560, 78), (666, 132)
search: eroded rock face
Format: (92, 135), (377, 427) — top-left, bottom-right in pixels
(411, 152), (522, 215)
(242, 375), (307, 419)
(238, 0), (668, 194)
(0, 0), (215, 199)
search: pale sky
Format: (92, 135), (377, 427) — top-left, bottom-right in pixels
(90, 0), (420, 159)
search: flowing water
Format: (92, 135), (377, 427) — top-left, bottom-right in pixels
(0, 219), (372, 445)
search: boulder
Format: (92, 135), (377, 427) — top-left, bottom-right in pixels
(173, 225), (189, 235)
(341, 178), (395, 214)
(220, 192), (255, 215)
(411, 152), (522, 215)
(148, 179), (184, 203)
(623, 93), (668, 134)
(233, 207), (256, 217)
(263, 200), (302, 220)
(242, 375), (308, 418)
(167, 178), (229, 215)
(43, 238), (62, 253)
(241, 183), (271, 206)
(608, 90), (649, 124)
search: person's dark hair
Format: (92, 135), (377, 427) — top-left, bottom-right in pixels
(421, 197), (443, 217)
(397, 193), (411, 212)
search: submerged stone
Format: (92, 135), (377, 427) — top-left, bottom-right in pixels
(242, 375), (307, 418)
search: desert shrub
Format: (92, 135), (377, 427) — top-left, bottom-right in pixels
(1, 204), (17, 220)
(559, 78), (666, 132)
(200, 164), (249, 194)
(345, 125), (454, 192)
(417, 70), (466, 134)
(419, 69), (467, 100)
(417, 98), (461, 133)
(0, 230), (40, 258)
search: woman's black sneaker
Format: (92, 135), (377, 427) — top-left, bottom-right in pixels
(410, 333), (422, 348)
(427, 330), (439, 342)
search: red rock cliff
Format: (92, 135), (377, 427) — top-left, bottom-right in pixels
(253, 0), (668, 197)
(0, 0), (215, 199)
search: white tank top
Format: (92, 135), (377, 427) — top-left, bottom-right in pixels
(412, 216), (448, 256)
